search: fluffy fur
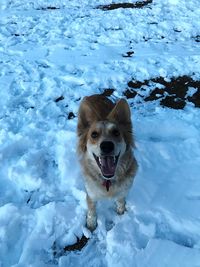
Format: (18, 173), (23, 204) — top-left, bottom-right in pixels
(77, 94), (138, 231)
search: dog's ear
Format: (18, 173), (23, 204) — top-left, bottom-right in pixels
(78, 97), (100, 133)
(108, 98), (134, 148)
(107, 98), (131, 124)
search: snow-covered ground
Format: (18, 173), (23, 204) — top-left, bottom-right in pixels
(0, 0), (200, 266)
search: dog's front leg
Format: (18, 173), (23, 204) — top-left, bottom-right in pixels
(116, 198), (126, 215)
(86, 194), (97, 231)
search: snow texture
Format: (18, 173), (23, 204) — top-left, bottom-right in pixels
(0, 0), (200, 266)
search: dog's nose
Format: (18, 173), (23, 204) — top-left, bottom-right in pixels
(100, 141), (114, 154)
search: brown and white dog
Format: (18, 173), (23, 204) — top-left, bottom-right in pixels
(77, 94), (138, 231)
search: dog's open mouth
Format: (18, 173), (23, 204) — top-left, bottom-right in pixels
(93, 153), (120, 178)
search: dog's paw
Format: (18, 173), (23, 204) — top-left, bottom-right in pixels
(116, 206), (126, 215)
(116, 199), (126, 215)
(86, 213), (97, 232)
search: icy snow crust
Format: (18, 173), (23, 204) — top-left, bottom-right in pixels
(0, 0), (200, 266)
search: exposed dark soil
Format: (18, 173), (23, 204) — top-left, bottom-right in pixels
(194, 35), (200, 42)
(123, 51), (134, 58)
(98, 76), (200, 110)
(160, 96), (186, 109)
(55, 96), (64, 102)
(37, 6), (60, 10)
(124, 76), (200, 109)
(53, 235), (89, 257)
(101, 88), (115, 97)
(68, 112), (76, 120)
(123, 88), (137, 99)
(97, 0), (153, 11)
(63, 235), (89, 252)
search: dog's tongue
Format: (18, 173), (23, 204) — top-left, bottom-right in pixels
(101, 156), (115, 177)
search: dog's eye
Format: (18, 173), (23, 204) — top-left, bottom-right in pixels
(91, 131), (99, 139)
(112, 129), (120, 137)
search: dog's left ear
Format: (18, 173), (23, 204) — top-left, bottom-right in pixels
(107, 98), (131, 124)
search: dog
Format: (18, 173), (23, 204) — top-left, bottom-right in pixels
(77, 94), (138, 231)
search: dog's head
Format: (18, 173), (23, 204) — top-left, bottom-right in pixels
(77, 95), (134, 179)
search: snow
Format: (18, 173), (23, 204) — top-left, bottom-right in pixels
(0, 0), (200, 266)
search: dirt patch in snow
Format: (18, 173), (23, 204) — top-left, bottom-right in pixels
(124, 76), (200, 109)
(36, 6), (61, 10)
(53, 235), (89, 256)
(63, 235), (89, 252)
(97, 0), (153, 11)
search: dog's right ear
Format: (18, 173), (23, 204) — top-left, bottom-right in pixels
(107, 98), (131, 125)
(77, 97), (99, 134)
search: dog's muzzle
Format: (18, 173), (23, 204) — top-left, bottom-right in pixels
(93, 153), (120, 179)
